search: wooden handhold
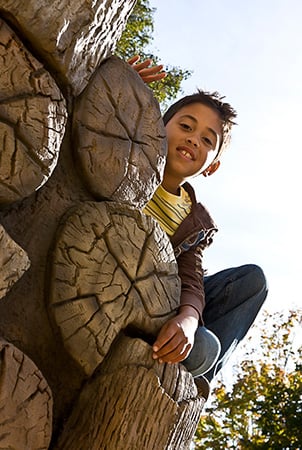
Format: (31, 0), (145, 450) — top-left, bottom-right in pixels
(53, 335), (206, 450)
(0, 19), (67, 205)
(0, 338), (53, 450)
(49, 201), (180, 375)
(73, 56), (167, 209)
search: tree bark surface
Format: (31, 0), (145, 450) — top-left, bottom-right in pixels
(0, 0), (137, 95)
(53, 335), (206, 450)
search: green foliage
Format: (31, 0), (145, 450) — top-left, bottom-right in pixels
(115, 0), (192, 109)
(194, 310), (302, 449)
(115, 0), (155, 59)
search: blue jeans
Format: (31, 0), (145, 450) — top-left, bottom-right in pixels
(183, 264), (268, 381)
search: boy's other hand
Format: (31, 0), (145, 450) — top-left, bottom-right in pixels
(152, 306), (199, 364)
(127, 55), (166, 84)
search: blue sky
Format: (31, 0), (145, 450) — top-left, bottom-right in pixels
(149, 0), (301, 314)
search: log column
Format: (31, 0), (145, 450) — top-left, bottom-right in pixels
(53, 335), (207, 450)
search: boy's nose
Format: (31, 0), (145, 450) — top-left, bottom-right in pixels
(186, 135), (200, 147)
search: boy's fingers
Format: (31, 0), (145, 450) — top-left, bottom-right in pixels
(152, 322), (186, 361)
(128, 57), (166, 84)
(152, 323), (176, 353)
(153, 338), (191, 364)
(152, 336), (172, 354)
(138, 65), (164, 75)
(131, 59), (153, 71)
(127, 55), (140, 65)
(159, 341), (191, 364)
(141, 73), (167, 83)
(154, 336), (185, 359)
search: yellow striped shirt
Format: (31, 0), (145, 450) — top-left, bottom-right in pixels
(143, 185), (192, 236)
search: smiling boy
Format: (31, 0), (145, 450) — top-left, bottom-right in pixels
(162, 103), (221, 194)
(143, 90), (268, 383)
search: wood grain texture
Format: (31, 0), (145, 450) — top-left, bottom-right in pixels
(0, 338), (53, 450)
(0, 19), (67, 205)
(0, 3), (208, 445)
(53, 335), (206, 450)
(49, 201), (180, 375)
(0, 0), (136, 95)
(0, 55), (170, 436)
(0, 224), (30, 299)
(73, 56), (167, 209)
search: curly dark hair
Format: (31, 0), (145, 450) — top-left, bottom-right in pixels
(163, 90), (237, 160)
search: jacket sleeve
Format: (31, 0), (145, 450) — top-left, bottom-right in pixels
(176, 244), (205, 325)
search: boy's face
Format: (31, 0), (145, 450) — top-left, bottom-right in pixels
(164, 103), (223, 190)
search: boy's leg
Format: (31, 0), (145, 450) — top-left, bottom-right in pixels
(182, 326), (221, 377)
(202, 264), (267, 381)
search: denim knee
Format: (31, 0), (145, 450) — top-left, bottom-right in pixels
(241, 264), (267, 293)
(182, 326), (221, 377)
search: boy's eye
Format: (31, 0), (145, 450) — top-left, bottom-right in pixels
(180, 123), (192, 130)
(202, 137), (214, 148)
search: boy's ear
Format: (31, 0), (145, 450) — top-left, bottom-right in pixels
(202, 160), (220, 177)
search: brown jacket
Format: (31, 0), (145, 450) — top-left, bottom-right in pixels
(169, 182), (217, 324)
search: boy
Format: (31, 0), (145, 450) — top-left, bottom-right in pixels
(130, 58), (268, 382)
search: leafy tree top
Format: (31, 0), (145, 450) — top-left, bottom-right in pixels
(115, 0), (192, 110)
(194, 310), (302, 449)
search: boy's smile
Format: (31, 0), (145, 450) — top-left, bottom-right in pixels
(163, 103), (223, 194)
(178, 145), (195, 161)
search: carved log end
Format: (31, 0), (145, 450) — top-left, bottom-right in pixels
(0, 338), (53, 450)
(49, 201), (180, 375)
(0, 18), (67, 205)
(0, 1), (137, 95)
(0, 224), (30, 299)
(73, 56), (167, 208)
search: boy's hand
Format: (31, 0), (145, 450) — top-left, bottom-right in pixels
(127, 55), (166, 84)
(152, 306), (199, 364)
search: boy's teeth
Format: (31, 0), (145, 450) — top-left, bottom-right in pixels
(181, 150), (192, 159)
